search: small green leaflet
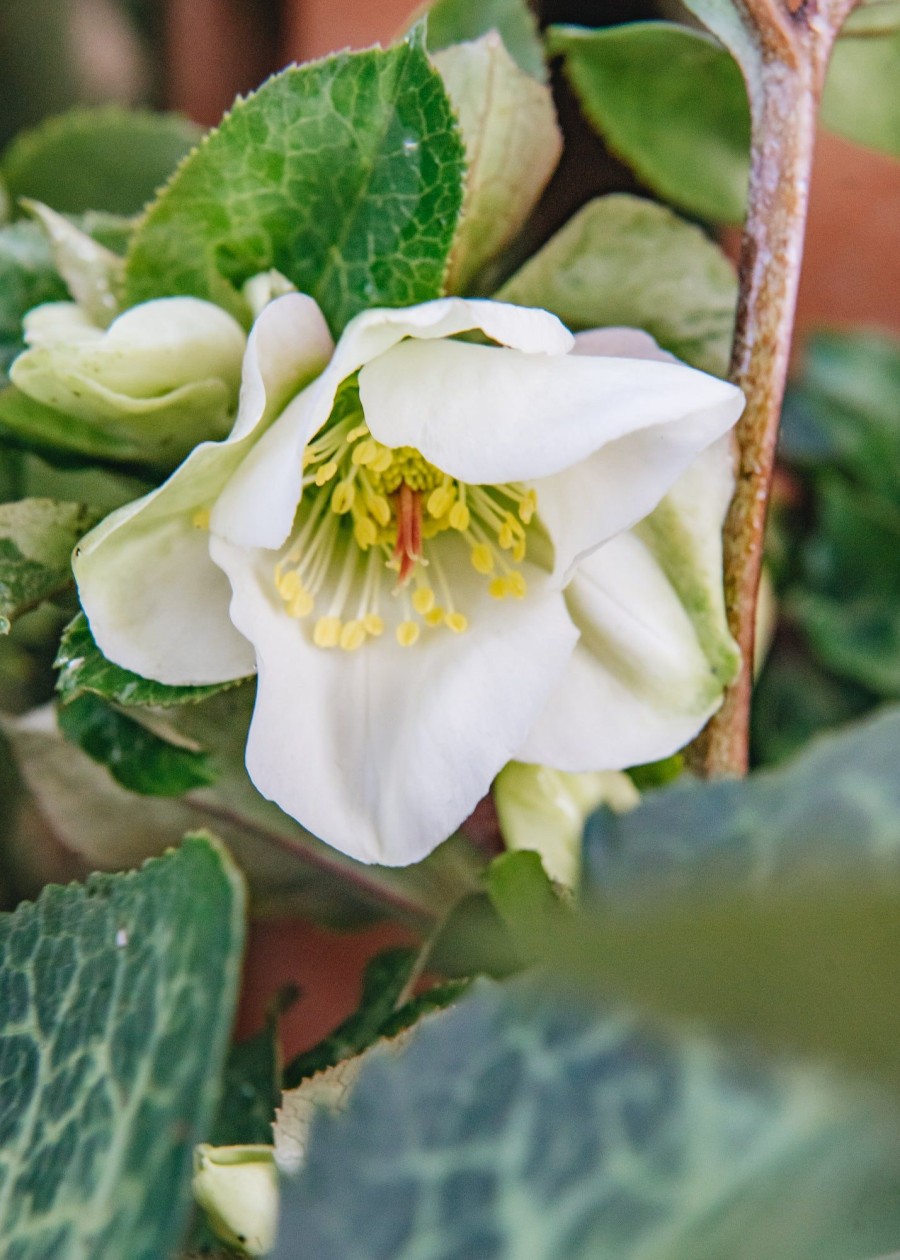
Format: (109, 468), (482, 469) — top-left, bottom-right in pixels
(0, 498), (98, 633)
(124, 42), (466, 336)
(57, 692), (219, 796)
(0, 836), (246, 1260)
(424, 0), (547, 81)
(55, 613), (243, 707)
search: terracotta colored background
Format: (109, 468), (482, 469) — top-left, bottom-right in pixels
(162, 0), (900, 1058)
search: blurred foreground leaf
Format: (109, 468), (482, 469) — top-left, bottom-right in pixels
(0, 835), (246, 1260)
(0, 499), (97, 633)
(274, 977), (900, 1259)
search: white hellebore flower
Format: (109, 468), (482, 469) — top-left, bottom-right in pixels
(74, 294), (744, 865)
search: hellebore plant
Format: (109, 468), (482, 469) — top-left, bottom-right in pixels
(72, 291), (743, 864)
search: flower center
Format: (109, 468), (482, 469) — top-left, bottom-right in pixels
(273, 379), (538, 650)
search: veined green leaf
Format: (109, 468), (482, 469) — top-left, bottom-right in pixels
(0, 498), (98, 633)
(0, 835), (246, 1260)
(124, 44), (465, 335)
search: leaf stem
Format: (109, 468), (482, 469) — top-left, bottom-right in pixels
(692, 0), (860, 777)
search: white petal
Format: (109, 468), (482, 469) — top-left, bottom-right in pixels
(212, 297), (572, 551)
(74, 295), (330, 685)
(518, 531), (727, 770)
(359, 338), (743, 486)
(210, 534), (579, 865)
(572, 326), (678, 362)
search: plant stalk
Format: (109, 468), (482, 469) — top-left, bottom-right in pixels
(692, 0), (860, 777)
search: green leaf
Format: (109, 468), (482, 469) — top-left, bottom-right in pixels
(583, 704), (900, 899)
(790, 480), (900, 696)
(275, 976), (900, 1260)
(56, 691), (218, 796)
(484, 849), (562, 955)
(423, 0), (546, 80)
(0, 835), (246, 1260)
(211, 1026), (281, 1149)
(124, 45), (466, 335)
(547, 22), (750, 225)
(0, 221), (68, 382)
(0, 498), (98, 633)
(823, 25), (900, 157)
(780, 332), (900, 497)
(282, 948), (418, 1089)
(1, 106), (202, 216)
(55, 613), (241, 707)
(498, 194), (737, 374)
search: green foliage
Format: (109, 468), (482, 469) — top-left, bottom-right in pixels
(0, 221), (68, 382)
(547, 23), (750, 224)
(498, 195), (736, 375)
(275, 976), (900, 1260)
(424, 0), (546, 80)
(1, 107), (201, 217)
(824, 23), (900, 158)
(0, 836), (246, 1260)
(57, 692), (218, 796)
(0, 498), (98, 633)
(55, 613), (242, 707)
(0, 386), (173, 470)
(751, 649), (873, 766)
(211, 1025), (282, 1150)
(124, 44), (466, 335)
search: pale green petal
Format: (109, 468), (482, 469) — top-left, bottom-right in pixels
(12, 295), (248, 464)
(434, 34), (562, 292)
(192, 1145), (278, 1257)
(494, 761), (638, 889)
(23, 199), (122, 326)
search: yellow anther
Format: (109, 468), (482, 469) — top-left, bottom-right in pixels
(315, 461), (338, 486)
(512, 540), (526, 564)
(412, 587), (435, 615)
(445, 612), (468, 634)
(363, 613), (385, 637)
(519, 490), (537, 524)
(313, 616), (342, 648)
(277, 570), (301, 599)
(352, 440), (379, 467)
(339, 620), (367, 651)
(192, 508), (211, 530)
(372, 448), (393, 473)
(367, 493), (391, 527)
(427, 484), (456, 518)
(425, 607), (445, 627)
(347, 424), (369, 442)
(489, 576), (508, 600)
(289, 589), (315, 618)
(353, 517), (378, 548)
(331, 480), (355, 514)
(507, 571), (528, 599)
(449, 502), (470, 531)
(498, 522), (515, 550)
(470, 543), (494, 575)
(396, 620), (420, 647)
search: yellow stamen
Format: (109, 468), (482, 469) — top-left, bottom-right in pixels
(489, 577), (508, 600)
(289, 589), (315, 618)
(396, 620), (420, 647)
(353, 516), (378, 548)
(192, 508), (211, 530)
(449, 502), (470, 531)
(313, 616), (342, 647)
(352, 439), (379, 467)
(412, 587), (435, 615)
(339, 620), (366, 651)
(425, 606), (445, 627)
(507, 571), (528, 599)
(470, 543), (494, 575)
(331, 481), (355, 514)
(427, 484), (456, 518)
(445, 612), (468, 634)
(363, 613), (385, 637)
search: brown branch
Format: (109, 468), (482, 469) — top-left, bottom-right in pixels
(691, 0), (861, 777)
